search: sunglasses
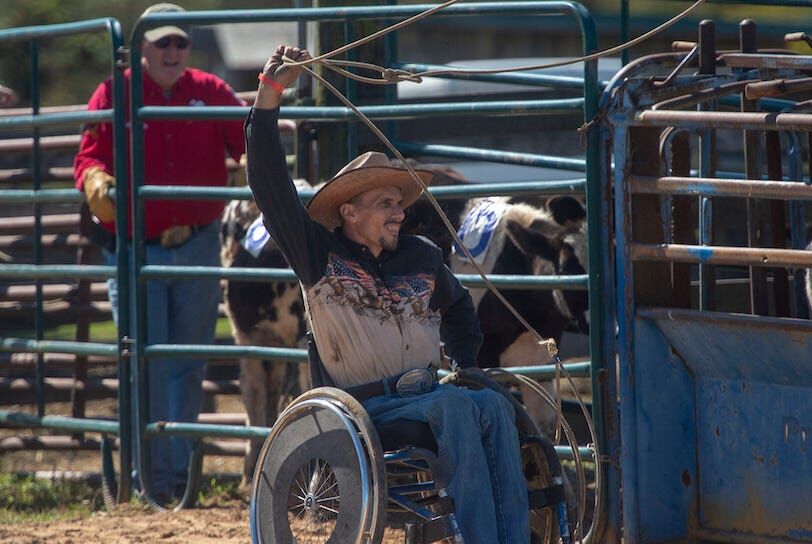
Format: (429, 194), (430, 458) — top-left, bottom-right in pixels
(154, 36), (190, 49)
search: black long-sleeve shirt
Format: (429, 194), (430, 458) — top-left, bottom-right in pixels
(245, 107), (482, 387)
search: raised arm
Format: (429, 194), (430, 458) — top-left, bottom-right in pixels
(245, 45), (329, 285)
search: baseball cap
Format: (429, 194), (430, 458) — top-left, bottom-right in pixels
(141, 3), (189, 43)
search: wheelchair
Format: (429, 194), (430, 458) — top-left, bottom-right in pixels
(249, 336), (573, 543)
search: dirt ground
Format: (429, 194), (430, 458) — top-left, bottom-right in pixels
(0, 397), (412, 543)
(0, 501), (411, 544)
(1, 385), (594, 543)
(0, 501), (251, 544)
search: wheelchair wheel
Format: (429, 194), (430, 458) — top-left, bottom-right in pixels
(250, 387), (386, 544)
(523, 440), (560, 544)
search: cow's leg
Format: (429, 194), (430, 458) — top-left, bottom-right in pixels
(498, 331), (558, 439)
(263, 359), (289, 426)
(239, 357), (267, 488)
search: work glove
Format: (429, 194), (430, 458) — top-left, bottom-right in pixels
(83, 166), (116, 223)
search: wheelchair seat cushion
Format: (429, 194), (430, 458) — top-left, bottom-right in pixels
(375, 419), (438, 453)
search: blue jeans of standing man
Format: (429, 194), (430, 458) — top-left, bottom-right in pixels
(105, 221), (221, 499)
(363, 383), (530, 543)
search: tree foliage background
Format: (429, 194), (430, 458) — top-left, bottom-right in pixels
(0, 0), (290, 107)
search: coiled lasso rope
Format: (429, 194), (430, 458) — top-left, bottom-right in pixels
(280, 1), (708, 540)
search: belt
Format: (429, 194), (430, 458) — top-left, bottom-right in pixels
(345, 368), (437, 403)
(146, 223), (210, 248)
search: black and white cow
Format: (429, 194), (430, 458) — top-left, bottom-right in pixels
(220, 196), (308, 486)
(221, 165), (589, 482)
(452, 195), (589, 436)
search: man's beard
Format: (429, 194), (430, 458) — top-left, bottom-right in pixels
(380, 234), (399, 252)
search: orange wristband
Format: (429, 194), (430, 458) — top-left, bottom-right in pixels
(258, 72), (285, 94)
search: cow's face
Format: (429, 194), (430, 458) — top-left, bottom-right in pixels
(220, 199), (261, 267)
(503, 196), (590, 333)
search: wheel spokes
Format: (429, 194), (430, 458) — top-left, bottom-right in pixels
(288, 458), (340, 543)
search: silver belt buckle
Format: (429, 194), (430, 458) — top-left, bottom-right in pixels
(395, 368), (435, 398)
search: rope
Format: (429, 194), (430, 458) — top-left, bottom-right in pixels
(288, 0), (708, 84)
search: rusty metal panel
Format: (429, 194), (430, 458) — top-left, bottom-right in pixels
(638, 308), (812, 542)
(697, 378), (812, 541)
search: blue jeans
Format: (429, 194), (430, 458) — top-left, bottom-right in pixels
(363, 383), (530, 543)
(105, 221), (221, 497)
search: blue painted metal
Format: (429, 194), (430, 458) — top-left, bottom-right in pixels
(603, 35), (812, 542)
(394, 141), (586, 171)
(395, 62), (610, 91)
(138, 179), (586, 201)
(137, 99), (585, 121)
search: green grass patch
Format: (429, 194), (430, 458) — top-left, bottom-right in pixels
(27, 317), (235, 343)
(196, 477), (245, 507)
(43, 320), (119, 343)
(0, 473), (104, 522)
(0, 472), (244, 524)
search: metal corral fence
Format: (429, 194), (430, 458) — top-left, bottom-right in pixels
(0, 0), (608, 537)
(126, 0), (607, 521)
(601, 2), (812, 541)
(0, 18), (131, 502)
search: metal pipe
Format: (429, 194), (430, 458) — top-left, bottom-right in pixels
(740, 19), (769, 317)
(0, 338), (119, 357)
(0, 411), (120, 434)
(721, 53), (812, 70)
(0, 264), (115, 280)
(698, 19), (717, 311)
(394, 141), (586, 171)
(139, 264), (588, 290)
(631, 243), (812, 268)
(649, 80), (756, 111)
(395, 62), (608, 91)
(634, 110), (812, 131)
(628, 175), (812, 199)
(137, 99), (585, 122)
(0, 189), (85, 204)
(746, 77), (812, 100)
(138, 179), (586, 201)
(0, 109), (112, 129)
(130, 2), (596, 32)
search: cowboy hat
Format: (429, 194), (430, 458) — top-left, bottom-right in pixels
(307, 151), (434, 231)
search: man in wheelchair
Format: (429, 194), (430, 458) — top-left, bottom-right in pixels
(246, 45), (532, 543)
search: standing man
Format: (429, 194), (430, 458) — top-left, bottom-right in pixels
(246, 45), (530, 543)
(73, 3), (246, 504)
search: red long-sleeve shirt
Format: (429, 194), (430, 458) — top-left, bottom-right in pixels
(74, 67), (246, 239)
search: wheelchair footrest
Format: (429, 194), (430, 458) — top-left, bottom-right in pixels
(404, 515), (460, 544)
(528, 483), (565, 509)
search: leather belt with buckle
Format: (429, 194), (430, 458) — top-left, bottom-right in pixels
(346, 368), (437, 403)
(146, 224), (206, 249)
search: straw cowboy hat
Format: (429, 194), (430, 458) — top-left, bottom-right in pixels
(307, 151), (435, 231)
